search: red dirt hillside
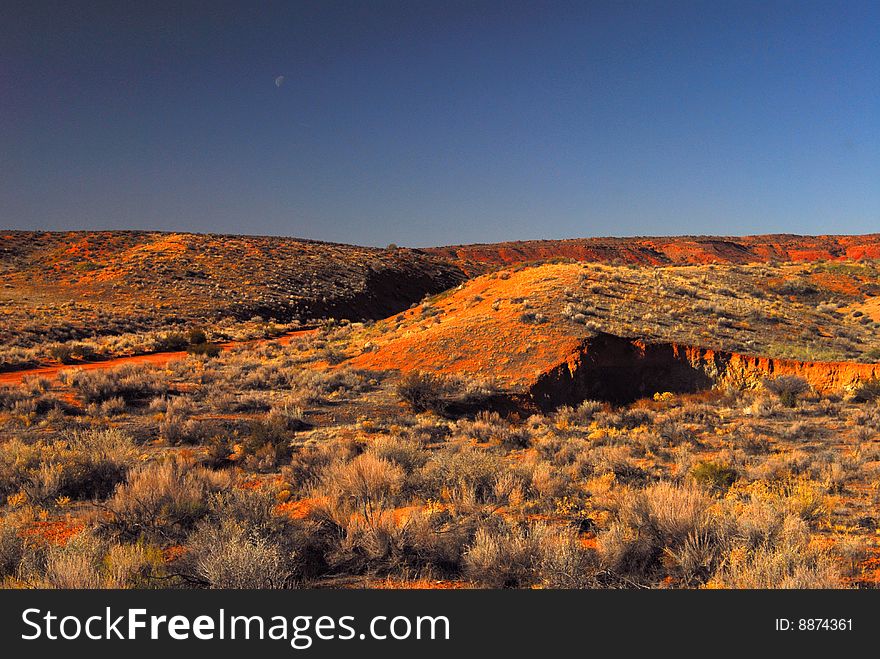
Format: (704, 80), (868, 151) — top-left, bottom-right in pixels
(425, 234), (880, 273)
(349, 260), (880, 407)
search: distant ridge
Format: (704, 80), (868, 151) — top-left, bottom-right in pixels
(424, 234), (880, 273)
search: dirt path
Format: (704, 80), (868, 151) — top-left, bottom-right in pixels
(0, 329), (317, 386)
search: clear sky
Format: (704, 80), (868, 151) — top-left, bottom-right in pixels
(2, 1), (878, 246)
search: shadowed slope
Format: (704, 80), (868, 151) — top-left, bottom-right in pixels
(0, 231), (467, 347)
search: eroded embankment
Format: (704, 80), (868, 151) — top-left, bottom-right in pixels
(530, 333), (880, 409)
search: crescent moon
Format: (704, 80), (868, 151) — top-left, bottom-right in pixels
(274, 75), (285, 88)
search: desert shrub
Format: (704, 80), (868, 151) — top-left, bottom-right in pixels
(104, 458), (232, 542)
(0, 386), (27, 411)
(187, 342), (221, 357)
(740, 434), (771, 455)
(396, 371), (496, 416)
(420, 446), (502, 503)
(206, 489), (283, 535)
(554, 400), (603, 428)
(20, 375), (51, 395)
(595, 408), (654, 430)
(727, 477), (828, 525)
(283, 446), (334, 496)
(317, 453), (405, 519)
(236, 411), (301, 470)
(573, 445), (646, 485)
(48, 343), (97, 364)
(536, 526), (600, 588)
(215, 392), (272, 412)
(763, 375), (810, 407)
(463, 521), (586, 588)
(53, 428), (137, 501)
(187, 328), (208, 346)
(65, 364), (168, 403)
(463, 522), (542, 588)
(282, 436), (365, 497)
(772, 280), (819, 297)
(13, 529), (162, 589)
(48, 344), (76, 364)
(690, 461), (738, 495)
(0, 510), (28, 578)
(455, 411), (507, 443)
(562, 301), (597, 324)
(321, 347), (348, 364)
(277, 366), (378, 401)
(97, 396), (127, 416)
(155, 332), (189, 352)
(780, 420), (823, 441)
(312, 503), (477, 577)
(10, 392), (75, 417)
(161, 416), (221, 446)
(397, 371), (454, 413)
(455, 412), (531, 448)
(519, 311), (548, 324)
(265, 400), (308, 431)
(851, 377), (880, 403)
(41, 531), (106, 588)
(102, 541), (166, 588)
(394, 509), (482, 576)
(709, 517), (838, 588)
(368, 435), (429, 473)
(0, 429), (136, 503)
(599, 481), (724, 585)
(185, 518), (294, 588)
(0, 346), (40, 371)
(499, 426), (532, 449)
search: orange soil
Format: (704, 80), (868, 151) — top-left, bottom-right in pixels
(274, 498), (319, 520)
(359, 578), (470, 590)
(852, 296), (880, 322)
(352, 264), (586, 389)
(19, 519), (85, 547)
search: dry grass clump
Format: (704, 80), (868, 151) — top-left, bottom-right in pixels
(599, 481), (724, 586)
(851, 377), (880, 403)
(103, 458), (233, 542)
(234, 407), (306, 471)
(708, 516), (838, 588)
(420, 445), (505, 504)
(181, 490), (302, 588)
(763, 375), (811, 408)
(463, 521), (598, 588)
(185, 518), (292, 588)
(316, 453), (405, 520)
(0, 428), (137, 503)
(397, 371), (496, 415)
(62, 363), (168, 403)
(32, 532), (164, 589)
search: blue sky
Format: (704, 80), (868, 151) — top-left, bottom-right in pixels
(1, 1), (878, 246)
